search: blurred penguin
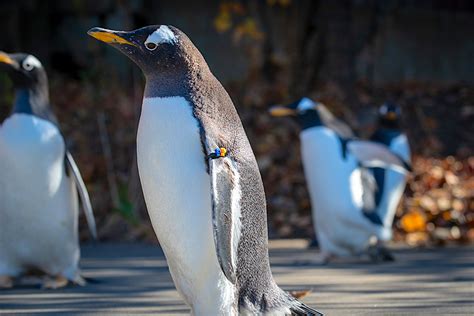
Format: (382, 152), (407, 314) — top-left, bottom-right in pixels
(367, 102), (411, 258)
(0, 52), (96, 289)
(270, 98), (411, 262)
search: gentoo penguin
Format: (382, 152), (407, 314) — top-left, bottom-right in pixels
(368, 102), (411, 250)
(0, 52), (97, 289)
(269, 98), (411, 262)
(88, 25), (321, 315)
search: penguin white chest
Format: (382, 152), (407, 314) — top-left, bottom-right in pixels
(300, 127), (373, 255)
(0, 114), (79, 278)
(137, 96), (231, 312)
(300, 127), (355, 212)
(137, 96), (213, 250)
(0, 114), (64, 189)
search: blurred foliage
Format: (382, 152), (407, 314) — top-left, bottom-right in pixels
(115, 182), (139, 225)
(266, 0), (292, 6)
(214, 2), (245, 33)
(394, 156), (474, 246)
(239, 74), (474, 243)
(214, 2), (263, 41)
(23, 74), (469, 245)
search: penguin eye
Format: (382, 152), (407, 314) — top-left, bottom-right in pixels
(22, 60), (34, 71)
(145, 42), (158, 51)
(21, 55), (42, 72)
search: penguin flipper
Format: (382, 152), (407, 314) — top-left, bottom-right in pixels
(316, 104), (354, 139)
(347, 140), (412, 173)
(359, 167), (380, 223)
(65, 152), (98, 240)
(209, 156), (241, 284)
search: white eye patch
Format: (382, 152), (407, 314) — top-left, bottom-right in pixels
(144, 25), (177, 50)
(22, 55), (42, 71)
(297, 97), (317, 112)
(379, 104), (388, 115)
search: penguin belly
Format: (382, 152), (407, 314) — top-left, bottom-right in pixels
(137, 96), (235, 315)
(300, 127), (374, 256)
(0, 114), (80, 279)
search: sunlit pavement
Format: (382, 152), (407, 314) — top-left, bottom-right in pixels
(1, 240), (473, 315)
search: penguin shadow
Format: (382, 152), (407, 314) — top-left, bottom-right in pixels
(0, 243), (189, 314)
(5, 276), (71, 290)
(275, 244), (473, 276)
(269, 240), (397, 267)
(0, 270), (103, 290)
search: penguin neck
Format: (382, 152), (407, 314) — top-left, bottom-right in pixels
(371, 127), (401, 146)
(144, 52), (212, 99)
(12, 85), (53, 122)
(379, 118), (400, 129)
(298, 110), (323, 131)
(144, 71), (190, 98)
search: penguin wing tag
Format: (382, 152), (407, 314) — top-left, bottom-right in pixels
(209, 156), (241, 284)
(348, 140), (412, 174)
(65, 152), (98, 240)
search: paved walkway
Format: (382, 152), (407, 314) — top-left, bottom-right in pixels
(1, 240), (473, 315)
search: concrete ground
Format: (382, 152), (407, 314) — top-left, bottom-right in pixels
(0, 240), (473, 315)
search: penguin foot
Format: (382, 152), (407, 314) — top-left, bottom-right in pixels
(379, 247), (395, 262)
(323, 253), (337, 265)
(315, 252), (335, 265)
(72, 275), (86, 286)
(0, 275), (13, 289)
(307, 238), (320, 249)
(41, 275), (69, 289)
(368, 245), (395, 263)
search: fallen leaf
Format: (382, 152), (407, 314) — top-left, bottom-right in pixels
(400, 212), (427, 232)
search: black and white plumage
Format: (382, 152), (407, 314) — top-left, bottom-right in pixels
(88, 26), (321, 315)
(368, 102), (411, 255)
(269, 98), (411, 261)
(0, 52), (96, 288)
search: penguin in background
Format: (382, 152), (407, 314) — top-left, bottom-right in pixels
(371, 102), (410, 157)
(269, 98), (411, 262)
(368, 102), (411, 250)
(88, 25), (322, 315)
(0, 52), (97, 289)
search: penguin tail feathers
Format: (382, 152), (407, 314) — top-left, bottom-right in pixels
(290, 302), (324, 316)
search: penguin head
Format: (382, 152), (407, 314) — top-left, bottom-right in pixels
(378, 102), (401, 129)
(269, 97), (324, 130)
(0, 52), (47, 90)
(88, 25), (197, 77)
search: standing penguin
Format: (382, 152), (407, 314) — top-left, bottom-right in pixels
(0, 52), (96, 289)
(88, 25), (321, 315)
(368, 102), (411, 249)
(269, 98), (411, 262)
